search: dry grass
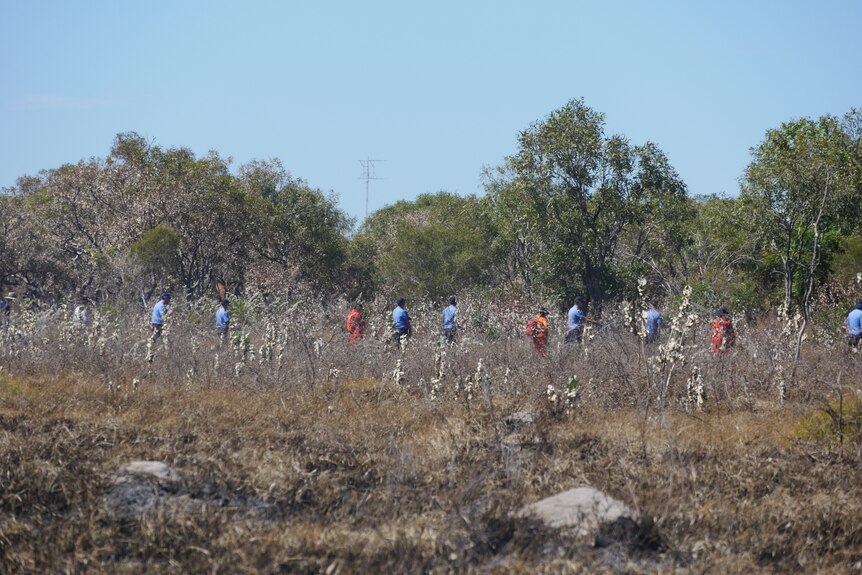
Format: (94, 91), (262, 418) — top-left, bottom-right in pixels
(2, 370), (862, 574)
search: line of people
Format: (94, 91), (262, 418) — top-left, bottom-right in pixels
(141, 291), (862, 354)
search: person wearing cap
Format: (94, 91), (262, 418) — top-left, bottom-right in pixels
(216, 299), (230, 337)
(565, 296), (588, 343)
(526, 308), (550, 355)
(346, 303), (366, 349)
(644, 300), (662, 343)
(151, 292), (171, 337)
(392, 297), (412, 348)
(442, 296), (458, 343)
(710, 306), (735, 353)
(847, 299), (862, 349)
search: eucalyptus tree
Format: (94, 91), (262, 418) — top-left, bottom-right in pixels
(740, 112), (861, 320)
(487, 99), (689, 312)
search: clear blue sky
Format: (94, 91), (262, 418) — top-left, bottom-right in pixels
(2, 1), (860, 224)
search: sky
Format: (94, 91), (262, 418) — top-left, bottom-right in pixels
(1, 1), (860, 225)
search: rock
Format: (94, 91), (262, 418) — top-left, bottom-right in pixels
(505, 410), (535, 431)
(116, 460), (180, 483)
(517, 487), (642, 544)
(104, 460), (277, 521)
(105, 460), (180, 518)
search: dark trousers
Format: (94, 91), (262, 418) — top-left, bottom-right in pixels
(565, 326), (583, 343)
(393, 328), (410, 348)
(444, 327), (457, 343)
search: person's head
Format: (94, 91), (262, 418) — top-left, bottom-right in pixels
(355, 302), (363, 311)
(716, 306), (728, 317)
(855, 299), (862, 311)
(649, 300), (658, 309)
(161, 292), (172, 303)
(450, 296), (457, 306)
(221, 299), (229, 308)
(397, 297), (406, 308)
(539, 307), (549, 317)
(574, 296), (585, 307)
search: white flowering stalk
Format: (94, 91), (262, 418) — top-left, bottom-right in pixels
(651, 285), (699, 404)
(161, 305), (171, 352)
(434, 346), (445, 381)
(234, 361), (244, 378)
(546, 384), (560, 406)
(313, 338), (324, 358)
(622, 301), (636, 334)
(392, 359), (405, 386)
(145, 333), (156, 364)
(686, 366), (704, 408)
(637, 277), (649, 338)
(430, 377), (442, 400)
(326, 364), (341, 383)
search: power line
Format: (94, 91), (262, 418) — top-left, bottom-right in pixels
(358, 158), (384, 219)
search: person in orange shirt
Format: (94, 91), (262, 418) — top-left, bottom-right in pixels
(346, 303), (366, 349)
(710, 306), (736, 353)
(526, 308), (550, 356)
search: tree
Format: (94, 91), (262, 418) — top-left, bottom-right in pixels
(354, 192), (504, 301)
(241, 160), (352, 296)
(487, 99), (688, 313)
(741, 114), (860, 320)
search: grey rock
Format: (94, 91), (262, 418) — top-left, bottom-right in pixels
(105, 461), (180, 518)
(116, 460), (180, 483)
(517, 487), (639, 542)
(505, 410), (535, 431)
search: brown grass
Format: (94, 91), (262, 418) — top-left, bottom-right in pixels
(2, 370), (862, 574)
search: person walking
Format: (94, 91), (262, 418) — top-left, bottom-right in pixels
(565, 296), (588, 343)
(526, 308), (550, 355)
(151, 292), (171, 337)
(74, 302), (92, 328)
(392, 298), (412, 349)
(442, 296), (458, 343)
(346, 303), (366, 349)
(215, 299), (230, 337)
(710, 306), (735, 353)
(847, 299), (862, 349)
(644, 300), (662, 343)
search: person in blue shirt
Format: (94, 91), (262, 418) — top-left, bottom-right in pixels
(565, 296), (587, 343)
(215, 299), (230, 337)
(644, 300), (662, 343)
(151, 292), (171, 336)
(442, 296), (458, 343)
(392, 297), (412, 348)
(847, 300), (862, 349)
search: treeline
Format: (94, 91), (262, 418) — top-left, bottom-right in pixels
(2, 99), (861, 315)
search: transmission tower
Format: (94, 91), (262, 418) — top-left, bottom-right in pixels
(358, 158), (384, 218)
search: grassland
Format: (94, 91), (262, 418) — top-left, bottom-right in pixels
(2, 369), (861, 574)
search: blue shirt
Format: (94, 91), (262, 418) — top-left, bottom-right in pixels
(151, 300), (167, 325)
(645, 309), (662, 334)
(443, 305), (458, 330)
(567, 305), (585, 330)
(848, 308), (862, 335)
(216, 306), (230, 329)
(393, 306), (411, 331)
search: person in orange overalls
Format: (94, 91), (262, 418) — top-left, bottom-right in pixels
(526, 308), (550, 356)
(346, 303), (366, 349)
(710, 306), (736, 353)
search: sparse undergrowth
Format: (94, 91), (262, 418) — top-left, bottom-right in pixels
(2, 375), (862, 574)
